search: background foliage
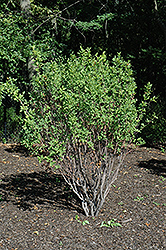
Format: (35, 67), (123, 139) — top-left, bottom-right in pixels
(0, 0), (166, 143)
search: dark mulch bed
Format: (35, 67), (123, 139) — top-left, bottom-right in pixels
(0, 143), (166, 250)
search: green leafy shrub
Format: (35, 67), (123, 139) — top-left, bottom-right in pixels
(0, 7), (31, 142)
(0, 9), (31, 83)
(7, 47), (152, 216)
(0, 106), (21, 142)
(140, 98), (166, 145)
(0, 4), (61, 141)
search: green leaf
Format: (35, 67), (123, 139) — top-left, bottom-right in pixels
(82, 220), (90, 226)
(100, 219), (122, 228)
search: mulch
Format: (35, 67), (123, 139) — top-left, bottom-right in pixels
(0, 143), (166, 250)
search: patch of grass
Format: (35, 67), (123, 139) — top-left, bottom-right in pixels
(75, 215), (90, 226)
(55, 177), (61, 183)
(158, 176), (165, 183)
(160, 147), (165, 153)
(153, 201), (160, 206)
(100, 219), (122, 228)
(134, 196), (144, 201)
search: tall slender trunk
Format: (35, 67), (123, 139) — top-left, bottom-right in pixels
(20, 0), (36, 81)
(20, 0), (31, 13)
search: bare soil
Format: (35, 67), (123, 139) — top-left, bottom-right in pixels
(0, 143), (166, 250)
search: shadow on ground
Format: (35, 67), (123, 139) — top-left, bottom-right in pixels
(140, 142), (166, 150)
(0, 170), (83, 213)
(4, 144), (30, 156)
(138, 159), (166, 176)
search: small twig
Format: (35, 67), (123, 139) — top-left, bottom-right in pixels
(120, 218), (132, 223)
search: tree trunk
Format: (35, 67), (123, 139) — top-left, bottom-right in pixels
(20, 0), (36, 81)
(20, 0), (31, 13)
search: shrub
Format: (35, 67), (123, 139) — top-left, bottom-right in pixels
(140, 98), (166, 145)
(0, 106), (21, 143)
(7, 47), (152, 216)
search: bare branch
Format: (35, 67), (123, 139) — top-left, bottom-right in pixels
(31, 0), (83, 35)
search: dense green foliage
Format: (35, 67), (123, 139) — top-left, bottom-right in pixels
(0, 106), (20, 142)
(21, 48), (140, 156)
(141, 98), (166, 145)
(7, 47), (153, 216)
(0, 0), (166, 144)
(0, 1), (61, 140)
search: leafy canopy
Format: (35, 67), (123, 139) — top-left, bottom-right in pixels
(14, 47), (151, 163)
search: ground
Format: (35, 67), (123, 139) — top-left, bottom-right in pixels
(0, 143), (166, 250)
